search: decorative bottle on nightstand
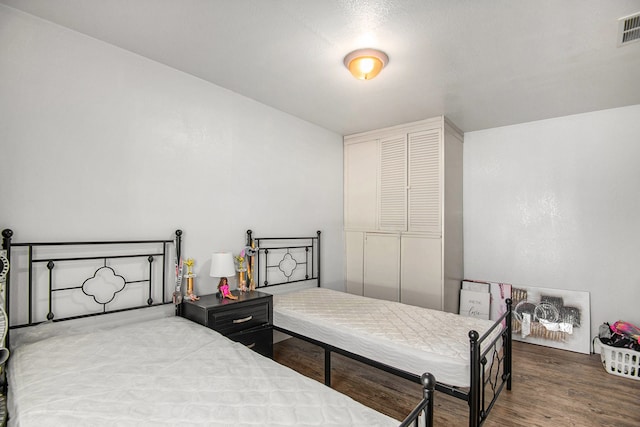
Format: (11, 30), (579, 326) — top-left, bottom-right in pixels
(183, 258), (199, 301)
(235, 251), (247, 293)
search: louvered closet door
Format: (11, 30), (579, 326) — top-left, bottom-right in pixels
(379, 134), (407, 231)
(408, 129), (441, 234)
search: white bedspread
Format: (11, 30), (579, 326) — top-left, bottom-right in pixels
(8, 316), (397, 427)
(273, 288), (503, 387)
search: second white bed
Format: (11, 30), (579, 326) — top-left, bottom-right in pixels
(273, 287), (502, 388)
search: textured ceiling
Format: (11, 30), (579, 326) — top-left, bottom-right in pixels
(2, 0), (640, 134)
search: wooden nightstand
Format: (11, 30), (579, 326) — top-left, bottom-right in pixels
(181, 290), (273, 358)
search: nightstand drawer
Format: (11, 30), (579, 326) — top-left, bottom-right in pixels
(228, 325), (273, 358)
(209, 301), (269, 335)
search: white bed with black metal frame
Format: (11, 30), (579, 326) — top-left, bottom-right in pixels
(247, 229), (513, 427)
(0, 228), (434, 427)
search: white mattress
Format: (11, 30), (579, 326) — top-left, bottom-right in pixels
(273, 288), (503, 387)
(8, 316), (397, 427)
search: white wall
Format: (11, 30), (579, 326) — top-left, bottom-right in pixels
(464, 104), (640, 339)
(0, 5), (344, 297)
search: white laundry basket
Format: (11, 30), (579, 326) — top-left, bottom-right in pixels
(594, 337), (640, 380)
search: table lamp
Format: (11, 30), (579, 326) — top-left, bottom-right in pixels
(209, 252), (237, 299)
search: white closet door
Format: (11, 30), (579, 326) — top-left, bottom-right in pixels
(407, 129), (441, 234)
(344, 139), (378, 230)
(400, 235), (442, 310)
(379, 134), (407, 231)
(345, 231), (364, 296)
(363, 233), (400, 302)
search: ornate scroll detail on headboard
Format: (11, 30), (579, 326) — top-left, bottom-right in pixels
(247, 229), (320, 289)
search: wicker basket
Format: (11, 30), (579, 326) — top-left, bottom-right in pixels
(594, 338), (640, 380)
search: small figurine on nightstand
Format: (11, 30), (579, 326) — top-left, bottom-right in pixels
(235, 250), (247, 293)
(217, 277), (238, 300)
(183, 258), (200, 301)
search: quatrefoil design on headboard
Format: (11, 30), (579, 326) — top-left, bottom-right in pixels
(82, 266), (126, 305)
(278, 253), (298, 279)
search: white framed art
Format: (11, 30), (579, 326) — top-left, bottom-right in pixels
(511, 285), (591, 354)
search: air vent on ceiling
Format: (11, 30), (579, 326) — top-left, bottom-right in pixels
(618, 12), (640, 47)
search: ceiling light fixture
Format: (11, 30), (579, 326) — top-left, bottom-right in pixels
(343, 48), (389, 80)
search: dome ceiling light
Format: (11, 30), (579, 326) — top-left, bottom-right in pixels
(343, 48), (389, 80)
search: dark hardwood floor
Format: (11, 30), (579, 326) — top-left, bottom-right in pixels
(274, 337), (640, 426)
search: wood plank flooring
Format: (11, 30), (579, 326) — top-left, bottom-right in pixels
(274, 337), (640, 426)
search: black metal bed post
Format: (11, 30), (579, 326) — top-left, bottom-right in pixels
(324, 348), (331, 386)
(246, 229), (254, 288)
(27, 246), (32, 325)
(398, 372), (436, 427)
(174, 229), (182, 315)
(316, 231), (321, 287)
(505, 298), (513, 390)
(246, 230), (264, 288)
(162, 243), (167, 303)
(422, 372), (436, 427)
(2, 229), (13, 351)
(175, 229), (182, 263)
(468, 330), (480, 427)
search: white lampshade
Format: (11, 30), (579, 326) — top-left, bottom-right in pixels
(209, 252), (236, 278)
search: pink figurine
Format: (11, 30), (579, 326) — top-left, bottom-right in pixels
(217, 277), (238, 300)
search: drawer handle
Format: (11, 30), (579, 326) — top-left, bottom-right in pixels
(246, 343), (256, 349)
(233, 315), (253, 324)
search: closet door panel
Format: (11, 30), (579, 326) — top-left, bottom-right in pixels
(378, 134), (407, 231)
(400, 235), (442, 310)
(408, 129), (441, 234)
(363, 233), (400, 302)
(344, 140), (378, 230)
(345, 231), (364, 296)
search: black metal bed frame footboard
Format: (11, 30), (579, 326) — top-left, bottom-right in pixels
(248, 229), (513, 427)
(1, 229), (182, 346)
(468, 305), (512, 426)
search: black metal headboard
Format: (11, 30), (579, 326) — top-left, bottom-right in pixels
(1, 229), (182, 330)
(246, 229), (320, 289)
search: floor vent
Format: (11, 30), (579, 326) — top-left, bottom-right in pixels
(618, 12), (640, 46)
